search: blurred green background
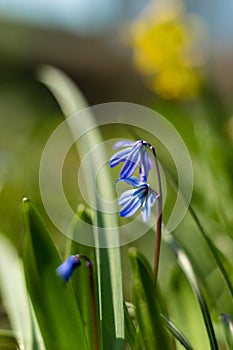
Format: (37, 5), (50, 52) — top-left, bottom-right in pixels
(0, 0), (233, 347)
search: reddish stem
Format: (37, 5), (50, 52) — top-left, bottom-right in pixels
(150, 146), (163, 283)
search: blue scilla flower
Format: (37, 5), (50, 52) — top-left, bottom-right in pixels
(109, 140), (152, 181)
(118, 177), (159, 222)
(56, 255), (81, 282)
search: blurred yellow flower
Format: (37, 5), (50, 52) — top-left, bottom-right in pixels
(129, 0), (206, 100)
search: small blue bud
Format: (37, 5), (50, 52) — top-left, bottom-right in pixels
(56, 255), (81, 282)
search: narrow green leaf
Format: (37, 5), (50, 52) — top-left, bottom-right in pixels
(161, 162), (233, 301)
(67, 205), (97, 350)
(22, 198), (89, 350)
(0, 329), (19, 349)
(220, 314), (233, 350)
(188, 205), (233, 299)
(38, 65), (125, 349)
(165, 235), (219, 350)
(124, 302), (136, 349)
(0, 233), (43, 350)
(160, 314), (194, 350)
(128, 247), (171, 350)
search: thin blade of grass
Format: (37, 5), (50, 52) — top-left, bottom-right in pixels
(165, 235), (219, 350)
(128, 247), (171, 350)
(220, 314), (233, 350)
(124, 302), (136, 349)
(160, 314), (194, 350)
(22, 198), (89, 350)
(161, 161), (233, 301)
(0, 234), (43, 350)
(0, 329), (19, 349)
(38, 65), (124, 349)
(67, 205), (96, 350)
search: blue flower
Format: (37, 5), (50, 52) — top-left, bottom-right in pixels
(56, 255), (81, 282)
(118, 177), (159, 222)
(109, 140), (152, 181)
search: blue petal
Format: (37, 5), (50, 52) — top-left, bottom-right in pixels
(139, 150), (152, 182)
(149, 190), (159, 206)
(109, 147), (131, 168)
(118, 186), (147, 206)
(120, 176), (144, 187)
(113, 140), (135, 149)
(141, 197), (150, 222)
(56, 255), (81, 282)
(120, 145), (141, 178)
(119, 196), (142, 218)
(118, 188), (137, 206)
(141, 189), (158, 222)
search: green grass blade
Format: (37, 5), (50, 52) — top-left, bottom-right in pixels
(128, 247), (171, 350)
(0, 329), (19, 349)
(165, 235), (219, 350)
(161, 162), (233, 301)
(67, 205), (96, 350)
(220, 314), (233, 350)
(160, 314), (194, 350)
(188, 205), (233, 299)
(22, 198), (89, 350)
(124, 302), (136, 349)
(38, 65), (125, 349)
(0, 233), (43, 350)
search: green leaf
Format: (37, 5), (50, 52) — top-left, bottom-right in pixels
(0, 329), (19, 349)
(128, 247), (171, 350)
(67, 205), (97, 350)
(22, 198), (89, 350)
(124, 302), (136, 349)
(0, 233), (43, 350)
(188, 205), (233, 300)
(161, 162), (233, 302)
(160, 314), (194, 350)
(220, 314), (233, 350)
(165, 235), (219, 350)
(38, 65), (125, 349)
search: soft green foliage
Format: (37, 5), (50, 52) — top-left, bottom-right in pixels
(0, 233), (43, 350)
(128, 247), (171, 349)
(39, 65), (125, 349)
(0, 67), (233, 350)
(22, 198), (89, 350)
(220, 314), (233, 350)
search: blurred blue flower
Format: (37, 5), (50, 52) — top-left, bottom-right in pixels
(56, 255), (81, 282)
(109, 140), (152, 181)
(118, 176), (159, 222)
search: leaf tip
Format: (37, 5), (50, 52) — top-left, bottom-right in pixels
(22, 197), (30, 210)
(128, 247), (137, 258)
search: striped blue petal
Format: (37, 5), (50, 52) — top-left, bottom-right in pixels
(118, 188), (138, 206)
(113, 140), (135, 149)
(109, 147), (131, 168)
(120, 144), (141, 178)
(118, 186), (147, 205)
(139, 150), (152, 182)
(141, 197), (150, 222)
(120, 176), (144, 187)
(149, 190), (159, 205)
(141, 189), (158, 221)
(119, 196), (142, 218)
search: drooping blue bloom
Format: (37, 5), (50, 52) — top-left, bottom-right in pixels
(109, 140), (152, 181)
(118, 176), (159, 222)
(56, 255), (81, 282)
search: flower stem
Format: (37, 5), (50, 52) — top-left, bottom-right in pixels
(149, 146), (163, 284)
(76, 255), (99, 350)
